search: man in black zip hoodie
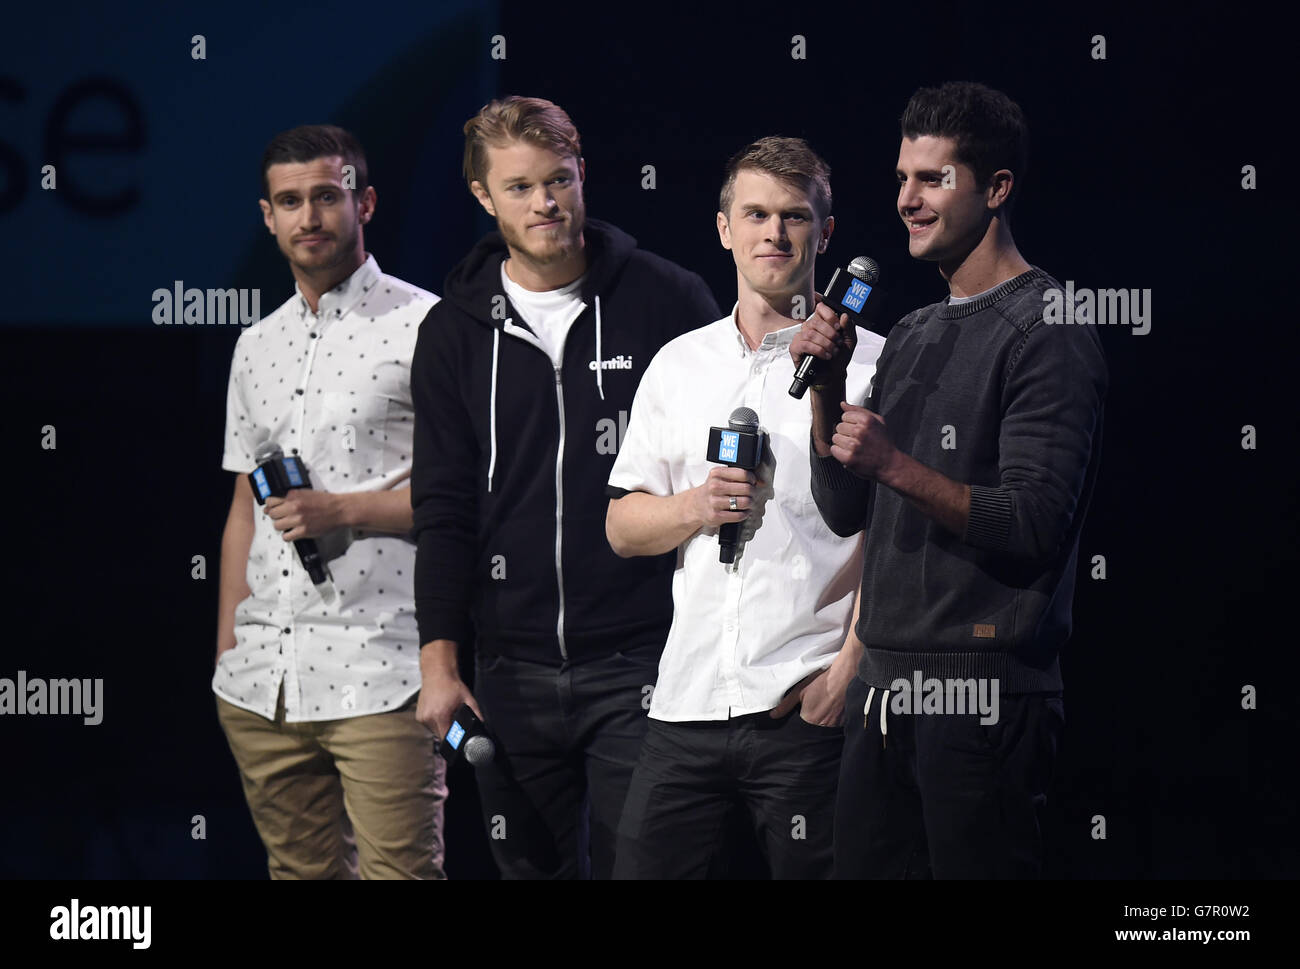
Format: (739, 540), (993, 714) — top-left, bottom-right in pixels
(794, 82), (1108, 878)
(410, 97), (719, 879)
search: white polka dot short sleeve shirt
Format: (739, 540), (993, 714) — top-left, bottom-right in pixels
(214, 255), (438, 722)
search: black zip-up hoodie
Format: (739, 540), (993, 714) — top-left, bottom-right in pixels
(411, 219), (720, 665)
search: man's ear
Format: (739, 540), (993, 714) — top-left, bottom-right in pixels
(357, 185), (377, 224)
(819, 214), (835, 253)
(577, 157), (586, 184)
(259, 198), (274, 234)
(470, 180), (497, 218)
(716, 210), (732, 250)
(986, 169), (1014, 211)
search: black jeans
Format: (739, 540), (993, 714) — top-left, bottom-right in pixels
(834, 674), (1064, 879)
(612, 708), (844, 879)
(472, 643), (660, 879)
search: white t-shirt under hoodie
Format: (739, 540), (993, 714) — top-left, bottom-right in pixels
(500, 262), (587, 367)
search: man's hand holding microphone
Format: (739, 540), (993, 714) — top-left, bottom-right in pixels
(790, 295), (899, 482)
(690, 467), (761, 531)
(416, 642), (482, 742)
(416, 642), (496, 765)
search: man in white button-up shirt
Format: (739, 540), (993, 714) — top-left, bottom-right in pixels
(606, 138), (884, 878)
(214, 125), (446, 879)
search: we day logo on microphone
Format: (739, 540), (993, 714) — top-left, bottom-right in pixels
(445, 721), (466, 750)
(841, 278), (872, 313)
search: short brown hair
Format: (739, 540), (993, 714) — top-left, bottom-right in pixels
(901, 81), (1028, 213)
(719, 136), (831, 221)
(261, 124), (368, 200)
(463, 96), (583, 192)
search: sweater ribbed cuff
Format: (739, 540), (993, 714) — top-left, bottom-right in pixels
(810, 442), (863, 491)
(966, 485), (1012, 551)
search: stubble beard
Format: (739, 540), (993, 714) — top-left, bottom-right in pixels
(283, 215), (362, 278)
(500, 201), (585, 269)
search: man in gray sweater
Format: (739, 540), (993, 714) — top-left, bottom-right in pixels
(792, 81), (1108, 878)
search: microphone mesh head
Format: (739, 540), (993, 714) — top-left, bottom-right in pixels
(728, 407), (759, 429)
(254, 439), (283, 463)
(464, 734), (496, 765)
(847, 256), (880, 284)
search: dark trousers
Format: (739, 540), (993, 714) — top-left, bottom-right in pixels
(613, 709), (844, 879)
(472, 643), (660, 879)
(834, 674), (1064, 879)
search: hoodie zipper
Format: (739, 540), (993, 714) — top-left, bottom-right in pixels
(502, 320), (571, 662)
(552, 365), (568, 661)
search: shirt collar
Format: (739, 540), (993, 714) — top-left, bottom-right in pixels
(296, 254), (381, 323)
(729, 302), (801, 354)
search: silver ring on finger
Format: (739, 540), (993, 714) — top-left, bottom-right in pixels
(729, 496), (738, 511)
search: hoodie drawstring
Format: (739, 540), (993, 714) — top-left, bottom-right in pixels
(487, 326), (501, 492)
(864, 686), (889, 748)
(491, 295), (598, 489)
(594, 295), (605, 401)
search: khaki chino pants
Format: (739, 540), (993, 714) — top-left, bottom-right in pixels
(217, 687), (446, 879)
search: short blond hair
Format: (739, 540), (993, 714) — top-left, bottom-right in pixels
(719, 136), (831, 221)
(463, 96), (583, 192)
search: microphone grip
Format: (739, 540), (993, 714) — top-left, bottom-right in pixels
(718, 521), (741, 564)
(294, 538), (328, 585)
(789, 353), (818, 399)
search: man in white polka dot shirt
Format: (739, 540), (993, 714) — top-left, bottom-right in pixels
(214, 125), (446, 879)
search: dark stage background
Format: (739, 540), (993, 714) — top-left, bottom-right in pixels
(0, 0), (1293, 881)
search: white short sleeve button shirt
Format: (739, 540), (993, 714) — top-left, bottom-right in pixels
(215, 255), (438, 722)
(608, 307), (884, 721)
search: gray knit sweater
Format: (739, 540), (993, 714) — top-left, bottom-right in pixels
(811, 267), (1108, 693)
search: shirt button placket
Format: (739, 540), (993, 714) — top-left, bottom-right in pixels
(722, 568), (744, 705)
(743, 349), (759, 414)
(298, 313), (325, 458)
(729, 357), (768, 709)
(285, 306), (325, 724)
(277, 625), (294, 718)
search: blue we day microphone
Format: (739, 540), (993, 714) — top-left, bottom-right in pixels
(705, 407), (767, 564)
(440, 703), (496, 765)
(790, 255), (885, 398)
(249, 441), (330, 586)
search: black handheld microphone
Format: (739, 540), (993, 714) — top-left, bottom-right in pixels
(789, 256), (885, 399)
(439, 703), (496, 766)
(705, 407), (767, 564)
(248, 441), (330, 585)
